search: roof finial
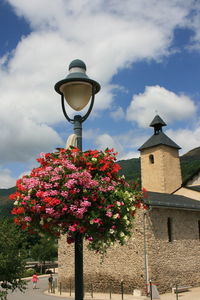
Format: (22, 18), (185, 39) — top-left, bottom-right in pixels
(150, 115), (167, 135)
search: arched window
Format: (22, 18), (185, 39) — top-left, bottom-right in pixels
(149, 154), (154, 164)
(167, 217), (173, 242)
(198, 220), (200, 240)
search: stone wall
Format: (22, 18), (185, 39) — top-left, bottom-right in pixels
(58, 208), (200, 294)
(58, 210), (146, 294)
(140, 145), (182, 194)
(146, 208), (200, 293)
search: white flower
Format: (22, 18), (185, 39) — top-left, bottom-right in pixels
(40, 219), (44, 225)
(14, 200), (19, 205)
(125, 191), (131, 197)
(123, 236), (128, 242)
(120, 232), (125, 237)
(109, 229), (115, 234)
(91, 157), (97, 162)
(113, 213), (119, 219)
(28, 189), (33, 195)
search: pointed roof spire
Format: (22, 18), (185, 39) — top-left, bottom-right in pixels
(150, 115), (167, 135)
(138, 115), (181, 151)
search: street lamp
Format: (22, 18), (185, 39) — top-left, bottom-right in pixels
(54, 59), (101, 300)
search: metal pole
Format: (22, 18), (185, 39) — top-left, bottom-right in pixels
(74, 115), (83, 300)
(59, 282), (62, 295)
(143, 213), (149, 295)
(109, 282), (112, 299)
(149, 280), (152, 300)
(91, 283), (93, 298)
(121, 280), (124, 300)
(176, 284), (178, 300)
(69, 279), (72, 296)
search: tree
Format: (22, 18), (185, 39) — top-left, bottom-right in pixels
(30, 236), (57, 273)
(0, 219), (26, 299)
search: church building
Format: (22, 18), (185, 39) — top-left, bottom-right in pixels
(58, 115), (200, 294)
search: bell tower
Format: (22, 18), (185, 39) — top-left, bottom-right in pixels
(139, 115), (182, 193)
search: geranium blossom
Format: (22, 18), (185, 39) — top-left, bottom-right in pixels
(10, 147), (146, 253)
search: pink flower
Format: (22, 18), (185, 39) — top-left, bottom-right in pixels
(92, 218), (102, 224)
(64, 179), (77, 188)
(69, 224), (77, 232)
(106, 211), (113, 217)
(49, 190), (59, 196)
(61, 191), (69, 198)
(80, 201), (91, 207)
(50, 176), (61, 182)
(62, 206), (68, 212)
(10, 147), (144, 253)
(45, 208), (55, 214)
(24, 216), (32, 222)
(44, 183), (53, 189)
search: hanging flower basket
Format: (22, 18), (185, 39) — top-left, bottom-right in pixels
(10, 147), (146, 253)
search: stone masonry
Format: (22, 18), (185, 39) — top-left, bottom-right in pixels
(140, 145), (182, 194)
(58, 207), (200, 294)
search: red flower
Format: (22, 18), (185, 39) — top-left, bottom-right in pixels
(67, 236), (75, 244)
(71, 147), (79, 153)
(14, 218), (21, 225)
(10, 147), (144, 253)
(111, 163), (121, 173)
(11, 207), (25, 215)
(9, 194), (16, 200)
(79, 226), (86, 233)
(22, 223), (27, 230)
(142, 188), (148, 199)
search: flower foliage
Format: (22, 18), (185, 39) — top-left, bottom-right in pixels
(10, 148), (145, 253)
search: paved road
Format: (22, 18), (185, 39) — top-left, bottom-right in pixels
(6, 275), (200, 300)
(6, 276), (65, 300)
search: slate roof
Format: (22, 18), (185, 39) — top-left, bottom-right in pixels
(185, 185), (200, 192)
(139, 132), (181, 151)
(144, 191), (200, 211)
(150, 115), (166, 127)
(182, 167), (200, 186)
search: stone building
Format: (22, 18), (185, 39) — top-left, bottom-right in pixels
(58, 115), (200, 294)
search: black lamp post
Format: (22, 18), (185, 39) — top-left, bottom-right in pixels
(54, 59), (100, 300)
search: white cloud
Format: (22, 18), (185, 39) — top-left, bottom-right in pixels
(126, 85), (197, 127)
(110, 107), (125, 121)
(119, 151), (140, 160)
(0, 168), (16, 188)
(0, 103), (63, 164)
(166, 127), (200, 155)
(94, 133), (123, 153)
(84, 129), (148, 159)
(0, 0), (199, 178)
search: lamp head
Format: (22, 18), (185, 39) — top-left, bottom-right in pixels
(55, 59), (100, 111)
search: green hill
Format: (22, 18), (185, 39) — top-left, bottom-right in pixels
(0, 187), (16, 217)
(1, 147), (200, 218)
(118, 157), (141, 183)
(117, 151), (200, 184)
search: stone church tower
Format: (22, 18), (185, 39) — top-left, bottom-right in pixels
(58, 114), (200, 294)
(139, 115), (182, 193)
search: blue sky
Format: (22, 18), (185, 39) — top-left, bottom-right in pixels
(0, 0), (200, 188)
